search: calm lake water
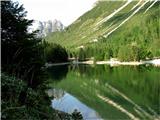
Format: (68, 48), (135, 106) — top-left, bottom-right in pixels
(47, 64), (160, 119)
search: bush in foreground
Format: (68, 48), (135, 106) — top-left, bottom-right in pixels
(1, 73), (57, 119)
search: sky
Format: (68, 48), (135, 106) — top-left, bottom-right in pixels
(13, 0), (97, 26)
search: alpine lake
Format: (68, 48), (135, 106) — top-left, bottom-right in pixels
(46, 64), (160, 120)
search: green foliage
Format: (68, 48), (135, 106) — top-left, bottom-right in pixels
(78, 48), (86, 61)
(104, 46), (113, 60)
(85, 2), (159, 61)
(45, 43), (68, 63)
(117, 46), (130, 61)
(1, 0), (45, 85)
(118, 44), (141, 61)
(94, 49), (104, 61)
(117, 43), (153, 61)
(1, 73), (57, 120)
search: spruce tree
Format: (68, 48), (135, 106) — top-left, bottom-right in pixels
(1, 0), (45, 87)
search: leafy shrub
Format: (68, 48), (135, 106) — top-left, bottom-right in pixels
(1, 73), (59, 119)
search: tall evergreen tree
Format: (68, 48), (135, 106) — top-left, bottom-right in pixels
(1, 0), (45, 87)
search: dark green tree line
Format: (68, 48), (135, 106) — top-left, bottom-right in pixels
(45, 42), (68, 63)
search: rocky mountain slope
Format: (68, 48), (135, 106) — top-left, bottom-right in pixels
(29, 19), (64, 37)
(46, 0), (160, 60)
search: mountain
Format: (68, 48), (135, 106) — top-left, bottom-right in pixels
(46, 0), (160, 61)
(29, 19), (64, 37)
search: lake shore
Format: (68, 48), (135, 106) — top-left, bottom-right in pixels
(45, 59), (160, 67)
(96, 59), (160, 66)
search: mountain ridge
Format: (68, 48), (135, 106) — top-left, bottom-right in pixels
(29, 19), (64, 37)
(46, 0), (160, 61)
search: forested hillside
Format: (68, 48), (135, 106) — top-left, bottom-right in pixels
(46, 0), (160, 61)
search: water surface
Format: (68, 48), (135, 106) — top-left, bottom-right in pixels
(47, 64), (160, 119)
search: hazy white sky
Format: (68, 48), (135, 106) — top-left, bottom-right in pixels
(13, 0), (97, 26)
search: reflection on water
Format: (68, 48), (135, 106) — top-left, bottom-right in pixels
(46, 89), (101, 119)
(47, 65), (68, 80)
(47, 65), (160, 119)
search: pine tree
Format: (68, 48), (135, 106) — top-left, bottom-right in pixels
(1, 0), (45, 87)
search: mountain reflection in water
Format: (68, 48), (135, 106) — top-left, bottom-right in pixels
(47, 89), (101, 120)
(47, 65), (160, 119)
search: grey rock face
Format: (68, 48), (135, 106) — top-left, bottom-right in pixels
(31, 19), (64, 37)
